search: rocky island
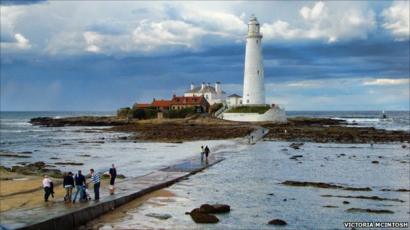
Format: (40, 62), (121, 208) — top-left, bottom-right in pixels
(29, 115), (410, 143)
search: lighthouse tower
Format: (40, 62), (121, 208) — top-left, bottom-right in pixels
(243, 15), (265, 105)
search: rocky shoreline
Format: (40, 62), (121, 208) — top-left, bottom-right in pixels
(263, 117), (410, 143)
(29, 116), (410, 143)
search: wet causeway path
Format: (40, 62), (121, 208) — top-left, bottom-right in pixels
(0, 155), (224, 230)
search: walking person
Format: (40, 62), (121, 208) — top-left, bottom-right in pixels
(50, 180), (55, 198)
(90, 169), (100, 201)
(42, 175), (52, 202)
(109, 164), (117, 195)
(200, 146), (205, 162)
(63, 172), (74, 203)
(73, 170), (86, 203)
(204, 146), (210, 162)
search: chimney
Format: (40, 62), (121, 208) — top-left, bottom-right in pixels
(215, 82), (221, 94)
(190, 83), (195, 90)
(173, 94), (176, 98)
(201, 82), (205, 90)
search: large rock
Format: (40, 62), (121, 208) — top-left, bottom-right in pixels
(211, 204), (230, 213)
(189, 208), (219, 224)
(199, 204), (230, 214)
(268, 219), (287, 225)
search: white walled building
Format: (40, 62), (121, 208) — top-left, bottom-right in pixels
(184, 82), (226, 105)
(227, 94), (242, 108)
(242, 15), (265, 105)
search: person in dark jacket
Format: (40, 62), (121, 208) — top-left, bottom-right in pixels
(109, 164), (117, 195)
(73, 170), (86, 203)
(63, 172), (74, 202)
(204, 146), (210, 161)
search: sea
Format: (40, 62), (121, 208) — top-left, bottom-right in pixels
(0, 111), (234, 176)
(1, 111), (409, 229)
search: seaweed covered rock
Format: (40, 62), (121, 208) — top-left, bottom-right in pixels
(11, 161), (63, 178)
(189, 208), (219, 223)
(268, 219), (287, 225)
(199, 204), (230, 214)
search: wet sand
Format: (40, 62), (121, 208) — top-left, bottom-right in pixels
(0, 169), (114, 212)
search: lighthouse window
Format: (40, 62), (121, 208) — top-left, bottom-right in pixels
(257, 70), (260, 75)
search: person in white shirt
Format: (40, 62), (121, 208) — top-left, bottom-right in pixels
(42, 175), (52, 202)
(90, 169), (100, 200)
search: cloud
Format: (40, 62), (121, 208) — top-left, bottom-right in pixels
(2, 1), (398, 57)
(1, 33), (31, 50)
(45, 32), (84, 55)
(286, 81), (322, 88)
(382, 1), (409, 41)
(14, 33), (31, 48)
(0, 5), (31, 49)
(84, 31), (102, 53)
(1, 1), (409, 111)
(299, 1), (325, 21)
(126, 7), (246, 52)
(179, 6), (246, 36)
(132, 20), (207, 51)
(262, 1), (376, 43)
(265, 78), (409, 110)
(363, 78), (409, 86)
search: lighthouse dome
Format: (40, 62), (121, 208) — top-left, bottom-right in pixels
(248, 15), (259, 25)
(247, 15), (261, 37)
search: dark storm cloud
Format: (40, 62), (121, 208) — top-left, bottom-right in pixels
(261, 40), (409, 81)
(1, 17), (409, 111)
(0, 0), (46, 5)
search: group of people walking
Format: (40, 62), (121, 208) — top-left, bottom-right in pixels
(42, 164), (117, 203)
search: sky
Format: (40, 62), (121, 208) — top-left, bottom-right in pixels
(0, 0), (409, 111)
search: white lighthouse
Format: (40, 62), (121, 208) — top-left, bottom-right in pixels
(243, 15), (265, 105)
(220, 15), (287, 123)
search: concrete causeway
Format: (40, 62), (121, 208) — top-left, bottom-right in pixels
(0, 128), (268, 230)
(0, 155), (224, 230)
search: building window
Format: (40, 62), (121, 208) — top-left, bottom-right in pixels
(256, 40), (258, 44)
(246, 99), (249, 103)
(257, 70), (259, 75)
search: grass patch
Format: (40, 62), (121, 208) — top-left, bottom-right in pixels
(226, 105), (270, 114)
